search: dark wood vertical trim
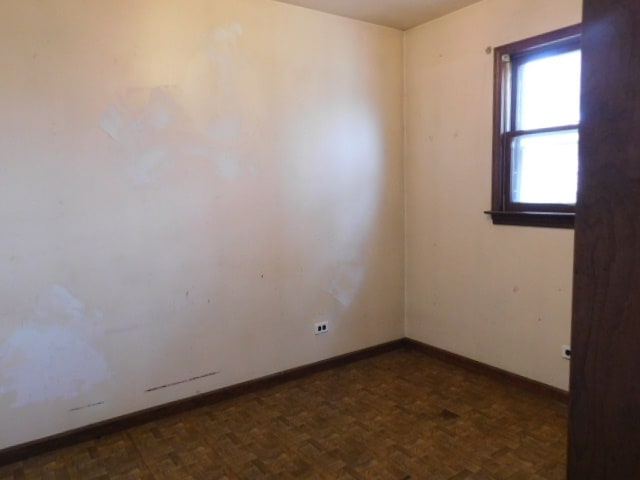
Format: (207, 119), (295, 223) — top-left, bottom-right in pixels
(491, 42), (506, 212)
(568, 1), (640, 477)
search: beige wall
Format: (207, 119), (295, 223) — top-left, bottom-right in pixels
(0, 0), (404, 449)
(405, 0), (582, 390)
(0, 0), (585, 451)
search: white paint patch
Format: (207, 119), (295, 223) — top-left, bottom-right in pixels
(100, 86), (250, 184)
(0, 285), (111, 407)
(125, 147), (170, 186)
(99, 87), (189, 186)
(99, 105), (124, 143)
(207, 116), (241, 142)
(216, 153), (241, 181)
(284, 101), (383, 314)
(146, 96), (173, 131)
(324, 264), (366, 307)
(249, 164), (260, 177)
(204, 23), (243, 72)
(199, 23), (251, 101)
(98, 26), (257, 185)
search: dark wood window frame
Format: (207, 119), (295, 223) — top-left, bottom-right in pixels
(486, 24), (582, 229)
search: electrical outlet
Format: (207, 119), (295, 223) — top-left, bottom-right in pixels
(562, 345), (571, 360)
(314, 321), (329, 335)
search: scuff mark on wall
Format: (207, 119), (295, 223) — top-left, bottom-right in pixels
(69, 401), (104, 413)
(145, 371), (219, 393)
(0, 285), (111, 407)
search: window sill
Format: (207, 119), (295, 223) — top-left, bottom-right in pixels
(485, 210), (575, 229)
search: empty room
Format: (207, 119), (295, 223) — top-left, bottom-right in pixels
(2, 0), (639, 478)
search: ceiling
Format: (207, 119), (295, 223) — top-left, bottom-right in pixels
(274, 0), (483, 31)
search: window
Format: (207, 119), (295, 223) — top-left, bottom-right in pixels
(487, 25), (582, 228)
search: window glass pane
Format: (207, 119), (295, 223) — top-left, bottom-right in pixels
(511, 130), (579, 204)
(516, 50), (581, 130)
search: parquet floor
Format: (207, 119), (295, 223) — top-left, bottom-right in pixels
(0, 349), (567, 479)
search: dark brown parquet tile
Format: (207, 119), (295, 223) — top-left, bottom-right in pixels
(0, 349), (568, 479)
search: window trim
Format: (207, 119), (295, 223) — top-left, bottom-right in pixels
(486, 24), (582, 229)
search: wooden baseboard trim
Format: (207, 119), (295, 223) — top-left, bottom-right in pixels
(0, 337), (568, 466)
(0, 339), (405, 467)
(403, 338), (569, 404)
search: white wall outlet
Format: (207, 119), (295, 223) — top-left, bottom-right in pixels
(562, 345), (571, 360)
(314, 321), (329, 335)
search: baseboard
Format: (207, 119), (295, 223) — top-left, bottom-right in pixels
(0, 339), (405, 467)
(0, 337), (568, 466)
(403, 338), (570, 404)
